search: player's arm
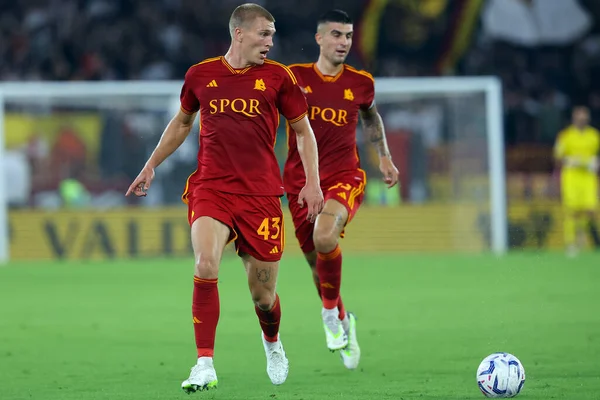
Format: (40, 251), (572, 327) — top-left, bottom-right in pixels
(127, 67), (200, 197)
(126, 109), (196, 197)
(291, 116), (320, 186)
(146, 110), (196, 170)
(553, 130), (566, 165)
(591, 155), (600, 172)
(553, 130), (580, 169)
(590, 130), (600, 172)
(359, 104), (399, 188)
(291, 116), (324, 221)
(279, 66), (323, 220)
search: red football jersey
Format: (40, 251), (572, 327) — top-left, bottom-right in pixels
(180, 56), (308, 199)
(283, 63), (375, 194)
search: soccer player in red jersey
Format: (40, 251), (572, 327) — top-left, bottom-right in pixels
(126, 3), (324, 392)
(284, 10), (399, 369)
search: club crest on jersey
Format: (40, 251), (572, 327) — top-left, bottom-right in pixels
(254, 79), (266, 91)
(301, 86), (313, 94)
(343, 89), (354, 101)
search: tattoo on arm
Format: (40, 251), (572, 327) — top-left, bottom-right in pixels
(256, 268), (271, 283)
(360, 107), (390, 157)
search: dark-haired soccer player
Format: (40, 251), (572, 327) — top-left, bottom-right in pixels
(554, 106), (600, 256)
(127, 3), (324, 392)
(285, 9), (399, 369)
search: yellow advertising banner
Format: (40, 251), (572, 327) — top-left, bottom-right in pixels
(9, 208), (191, 260)
(7, 202), (567, 261)
(5, 112), (102, 165)
(505, 201), (565, 249)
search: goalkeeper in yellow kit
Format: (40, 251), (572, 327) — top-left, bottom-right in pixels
(554, 106), (600, 256)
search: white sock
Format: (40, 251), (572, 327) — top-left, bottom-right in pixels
(197, 356), (213, 366)
(322, 306), (339, 319)
(341, 313), (350, 332)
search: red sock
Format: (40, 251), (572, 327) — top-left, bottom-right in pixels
(316, 245), (342, 310)
(255, 293), (281, 342)
(337, 297), (346, 320)
(192, 277), (219, 358)
(311, 271), (322, 298)
(313, 273), (346, 320)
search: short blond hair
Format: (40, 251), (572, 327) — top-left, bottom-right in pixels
(229, 3), (275, 37)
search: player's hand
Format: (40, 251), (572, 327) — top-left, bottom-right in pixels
(563, 157), (578, 168)
(126, 165), (155, 197)
(379, 156), (399, 188)
(565, 157), (586, 169)
(298, 182), (324, 223)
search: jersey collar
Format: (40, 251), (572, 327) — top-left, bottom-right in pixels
(313, 63), (344, 83)
(220, 56), (253, 75)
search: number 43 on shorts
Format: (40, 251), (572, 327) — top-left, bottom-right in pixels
(257, 217), (281, 240)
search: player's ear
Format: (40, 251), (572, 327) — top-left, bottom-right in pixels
(315, 32), (322, 46)
(234, 27), (243, 43)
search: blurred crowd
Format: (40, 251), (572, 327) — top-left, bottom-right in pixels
(0, 0), (364, 81)
(4, 0), (600, 207)
(460, 21), (600, 147)
(4, 1), (600, 143)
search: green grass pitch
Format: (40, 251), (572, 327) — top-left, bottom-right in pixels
(1, 252), (599, 399)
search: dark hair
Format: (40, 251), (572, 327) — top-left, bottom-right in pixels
(573, 105), (590, 113)
(317, 9), (353, 27)
(229, 3), (275, 37)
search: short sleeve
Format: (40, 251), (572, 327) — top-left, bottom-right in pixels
(180, 69), (200, 115)
(360, 73), (376, 111)
(278, 68), (308, 123)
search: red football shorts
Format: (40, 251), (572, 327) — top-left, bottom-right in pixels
(287, 169), (366, 254)
(185, 187), (285, 262)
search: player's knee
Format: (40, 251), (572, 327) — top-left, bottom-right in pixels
(252, 291), (276, 311)
(194, 253), (219, 279)
(313, 229), (338, 253)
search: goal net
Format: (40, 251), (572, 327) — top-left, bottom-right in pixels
(0, 78), (506, 263)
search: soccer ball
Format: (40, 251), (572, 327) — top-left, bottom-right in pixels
(476, 352), (526, 398)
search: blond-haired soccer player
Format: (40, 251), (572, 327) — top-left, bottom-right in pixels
(127, 3), (323, 393)
(554, 106), (600, 256)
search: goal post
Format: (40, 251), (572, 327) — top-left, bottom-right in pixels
(0, 96), (7, 264)
(0, 76), (506, 264)
(374, 77), (506, 254)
